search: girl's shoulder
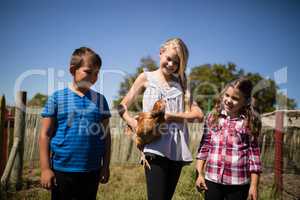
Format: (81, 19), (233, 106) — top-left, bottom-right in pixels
(135, 71), (162, 90)
(205, 111), (215, 123)
(204, 111), (223, 129)
(142, 70), (161, 86)
(134, 72), (149, 87)
(143, 70), (159, 78)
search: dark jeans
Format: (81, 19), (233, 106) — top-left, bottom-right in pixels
(51, 169), (101, 200)
(205, 179), (250, 200)
(144, 153), (184, 200)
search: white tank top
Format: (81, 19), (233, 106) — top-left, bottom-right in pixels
(142, 71), (193, 162)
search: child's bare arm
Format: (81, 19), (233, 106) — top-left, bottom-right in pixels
(196, 159), (206, 175)
(39, 117), (56, 189)
(39, 117), (55, 170)
(195, 159), (208, 190)
(102, 118), (111, 168)
(250, 173), (259, 187)
(119, 73), (147, 130)
(248, 173), (259, 200)
(165, 101), (204, 123)
(99, 118), (111, 184)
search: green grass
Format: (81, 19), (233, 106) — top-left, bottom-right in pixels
(3, 163), (203, 200)
(97, 163), (203, 200)
(3, 163), (280, 200)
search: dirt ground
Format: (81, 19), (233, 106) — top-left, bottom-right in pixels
(260, 172), (300, 200)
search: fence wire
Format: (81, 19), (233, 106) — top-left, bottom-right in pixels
(3, 111), (300, 200)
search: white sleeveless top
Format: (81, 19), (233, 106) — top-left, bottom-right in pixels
(142, 71), (193, 162)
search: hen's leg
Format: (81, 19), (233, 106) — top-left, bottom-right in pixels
(140, 151), (151, 170)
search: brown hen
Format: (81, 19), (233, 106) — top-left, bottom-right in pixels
(126, 99), (166, 169)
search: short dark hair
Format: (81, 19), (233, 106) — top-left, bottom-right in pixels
(70, 47), (102, 69)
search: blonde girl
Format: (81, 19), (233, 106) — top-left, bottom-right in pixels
(119, 38), (203, 200)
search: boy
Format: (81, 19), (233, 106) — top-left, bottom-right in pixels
(39, 47), (111, 200)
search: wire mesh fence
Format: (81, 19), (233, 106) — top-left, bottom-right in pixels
(1, 109), (300, 199)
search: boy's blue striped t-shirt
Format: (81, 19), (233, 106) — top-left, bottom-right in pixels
(41, 87), (111, 172)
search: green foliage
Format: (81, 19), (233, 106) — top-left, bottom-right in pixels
(27, 93), (48, 107)
(113, 58), (297, 114)
(113, 56), (158, 111)
(189, 63), (297, 114)
(189, 63), (240, 113)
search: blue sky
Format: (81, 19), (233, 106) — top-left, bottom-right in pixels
(1, 0), (299, 108)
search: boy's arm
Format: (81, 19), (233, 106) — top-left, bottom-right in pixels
(39, 117), (56, 170)
(99, 117), (111, 184)
(39, 117), (56, 189)
(102, 118), (111, 168)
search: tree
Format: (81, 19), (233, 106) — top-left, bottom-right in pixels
(113, 56), (158, 111)
(114, 60), (297, 114)
(189, 63), (240, 113)
(189, 63), (297, 114)
(27, 93), (48, 107)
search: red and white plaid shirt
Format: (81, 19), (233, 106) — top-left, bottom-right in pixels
(196, 112), (262, 185)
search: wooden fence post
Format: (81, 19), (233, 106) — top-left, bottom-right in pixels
(0, 96), (6, 177)
(274, 110), (284, 199)
(7, 109), (14, 159)
(9, 91), (26, 191)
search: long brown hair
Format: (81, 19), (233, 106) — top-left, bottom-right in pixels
(209, 77), (261, 137)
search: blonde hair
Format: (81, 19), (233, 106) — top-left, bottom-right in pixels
(160, 38), (190, 111)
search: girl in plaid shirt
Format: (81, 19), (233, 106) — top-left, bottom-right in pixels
(196, 78), (262, 200)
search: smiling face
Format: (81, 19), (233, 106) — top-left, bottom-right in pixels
(222, 86), (246, 117)
(73, 56), (100, 89)
(159, 48), (180, 77)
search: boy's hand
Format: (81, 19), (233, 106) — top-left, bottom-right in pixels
(99, 166), (110, 184)
(196, 174), (208, 192)
(248, 185), (258, 200)
(40, 168), (56, 190)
